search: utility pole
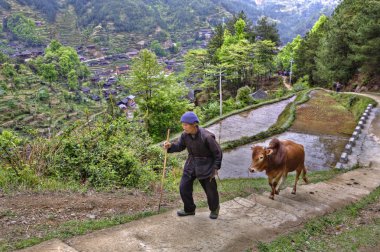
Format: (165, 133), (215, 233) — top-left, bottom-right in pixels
(289, 58), (294, 85)
(219, 68), (222, 117)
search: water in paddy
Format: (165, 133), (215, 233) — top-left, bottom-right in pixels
(219, 131), (349, 179)
(206, 96), (296, 143)
(216, 90), (357, 179)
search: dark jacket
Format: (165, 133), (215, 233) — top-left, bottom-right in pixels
(168, 127), (223, 180)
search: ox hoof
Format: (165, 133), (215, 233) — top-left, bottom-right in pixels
(291, 190), (296, 194)
(275, 190), (280, 195)
(269, 195), (274, 200)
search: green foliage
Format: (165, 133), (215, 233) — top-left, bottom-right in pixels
(40, 63), (58, 83)
(0, 130), (25, 177)
(68, 69), (78, 90)
(236, 86), (253, 106)
(6, 13), (43, 45)
(128, 49), (189, 141)
(16, 0), (59, 22)
(150, 40), (167, 57)
(331, 92), (377, 120)
(43, 119), (163, 189)
(288, 0), (380, 86)
(254, 16), (281, 46)
(1, 63), (16, 79)
(293, 76), (310, 92)
(35, 40), (89, 85)
(183, 49), (210, 87)
(252, 40), (276, 77)
(276, 35), (302, 71)
(37, 87), (50, 101)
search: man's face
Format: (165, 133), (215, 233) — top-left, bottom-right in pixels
(182, 123), (197, 134)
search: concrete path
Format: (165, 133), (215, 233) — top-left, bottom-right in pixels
(18, 93), (380, 252)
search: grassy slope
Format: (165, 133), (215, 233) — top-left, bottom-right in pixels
(256, 186), (380, 252)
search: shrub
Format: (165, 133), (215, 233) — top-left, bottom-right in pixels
(37, 87), (50, 101)
(293, 75), (310, 92)
(236, 86), (254, 106)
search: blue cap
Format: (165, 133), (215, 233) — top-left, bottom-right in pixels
(180, 112), (199, 124)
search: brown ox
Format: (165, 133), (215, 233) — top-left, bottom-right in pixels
(249, 138), (308, 200)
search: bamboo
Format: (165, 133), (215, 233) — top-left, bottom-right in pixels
(158, 129), (170, 213)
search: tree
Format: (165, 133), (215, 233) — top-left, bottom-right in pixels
(218, 19), (255, 93)
(68, 69), (79, 90)
(183, 49), (210, 87)
(255, 16), (281, 46)
(293, 15), (328, 84)
(38, 40), (88, 84)
(252, 40), (277, 79)
(150, 40), (167, 57)
(6, 13), (43, 45)
(40, 63), (58, 84)
(277, 35), (303, 73)
(128, 49), (189, 140)
(207, 24), (224, 64)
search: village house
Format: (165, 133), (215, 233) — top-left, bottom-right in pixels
(81, 87), (91, 94)
(90, 76), (100, 83)
(198, 28), (213, 40)
(35, 21), (43, 27)
(86, 45), (96, 50)
(126, 49), (139, 58)
(116, 65), (129, 75)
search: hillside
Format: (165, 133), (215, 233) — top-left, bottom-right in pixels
(0, 0), (339, 52)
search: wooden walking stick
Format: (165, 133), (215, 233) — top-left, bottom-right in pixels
(158, 129), (170, 213)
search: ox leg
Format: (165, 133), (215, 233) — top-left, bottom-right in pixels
(302, 166), (309, 184)
(275, 173), (286, 195)
(268, 179), (275, 200)
(292, 169), (301, 194)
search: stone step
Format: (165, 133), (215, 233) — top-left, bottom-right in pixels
(18, 239), (77, 252)
(280, 187), (332, 212)
(300, 182), (364, 207)
(261, 191), (317, 217)
(249, 193), (305, 218)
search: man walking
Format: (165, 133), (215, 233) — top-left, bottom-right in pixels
(164, 111), (223, 219)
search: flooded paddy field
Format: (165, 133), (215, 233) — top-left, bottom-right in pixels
(218, 90), (357, 179)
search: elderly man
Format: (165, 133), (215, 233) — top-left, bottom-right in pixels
(164, 111), (223, 219)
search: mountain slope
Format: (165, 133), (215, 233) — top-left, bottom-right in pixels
(0, 0), (339, 49)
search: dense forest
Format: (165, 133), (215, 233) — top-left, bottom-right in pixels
(277, 0), (380, 88)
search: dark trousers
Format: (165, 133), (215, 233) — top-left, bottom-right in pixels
(179, 173), (219, 212)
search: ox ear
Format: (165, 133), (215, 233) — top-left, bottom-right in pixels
(266, 148), (274, 156)
(251, 145), (255, 150)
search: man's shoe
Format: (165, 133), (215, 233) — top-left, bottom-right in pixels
(209, 205), (220, 219)
(177, 210), (195, 217)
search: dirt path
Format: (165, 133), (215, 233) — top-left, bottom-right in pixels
(18, 94), (380, 252)
(282, 76), (292, 90)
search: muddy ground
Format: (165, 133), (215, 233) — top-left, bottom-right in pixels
(0, 189), (178, 249)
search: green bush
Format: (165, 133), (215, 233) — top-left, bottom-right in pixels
(49, 117), (176, 189)
(37, 87), (50, 101)
(293, 75), (310, 92)
(331, 93), (377, 120)
(273, 87), (287, 98)
(236, 86), (254, 106)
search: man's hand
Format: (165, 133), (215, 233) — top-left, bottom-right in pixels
(163, 141), (172, 149)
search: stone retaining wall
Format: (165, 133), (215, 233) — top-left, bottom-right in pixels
(336, 104), (374, 168)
